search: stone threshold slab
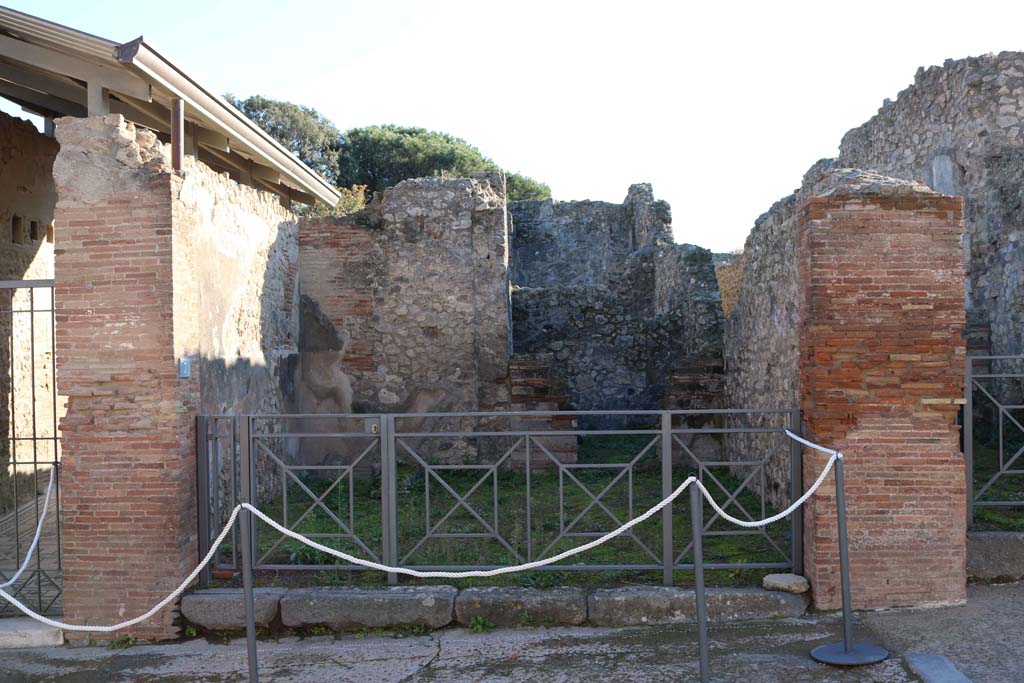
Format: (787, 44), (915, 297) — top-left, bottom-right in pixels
(181, 585), (809, 632)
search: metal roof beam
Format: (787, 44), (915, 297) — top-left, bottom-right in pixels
(0, 33), (150, 101)
(0, 78), (84, 116)
(0, 58), (85, 103)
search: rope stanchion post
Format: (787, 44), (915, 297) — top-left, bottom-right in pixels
(238, 416), (260, 683)
(809, 454), (888, 666)
(689, 483), (712, 683)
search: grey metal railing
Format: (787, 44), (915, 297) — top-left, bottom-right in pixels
(965, 355), (1024, 528)
(0, 279), (61, 617)
(197, 408), (803, 583)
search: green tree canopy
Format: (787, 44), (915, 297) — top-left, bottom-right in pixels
(226, 95), (550, 202)
(337, 125), (550, 201)
(226, 94), (343, 186)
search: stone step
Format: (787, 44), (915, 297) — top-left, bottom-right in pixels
(178, 585), (809, 633)
(0, 618), (63, 649)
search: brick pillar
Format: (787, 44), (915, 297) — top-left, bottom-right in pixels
(797, 181), (966, 610)
(53, 116), (196, 640)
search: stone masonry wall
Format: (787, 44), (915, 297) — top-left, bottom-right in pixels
(296, 175), (511, 453)
(512, 245), (722, 411)
(171, 150), (299, 503)
(509, 185), (723, 415)
(508, 183), (673, 289)
(797, 176), (966, 610)
(834, 52), (1024, 360)
(725, 53), (1024, 506)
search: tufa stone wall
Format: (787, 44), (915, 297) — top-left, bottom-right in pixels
(797, 175), (966, 610)
(509, 185), (723, 415)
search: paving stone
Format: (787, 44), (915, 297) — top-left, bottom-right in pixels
(762, 573), (810, 594)
(587, 586), (808, 626)
(180, 588), (286, 630)
(455, 587), (587, 627)
(905, 653), (972, 683)
(280, 586), (456, 630)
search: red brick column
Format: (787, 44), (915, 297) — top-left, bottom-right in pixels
(797, 185), (966, 610)
(54, 121), (197, 640)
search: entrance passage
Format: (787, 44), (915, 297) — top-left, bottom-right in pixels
(0, 280), (60, 616)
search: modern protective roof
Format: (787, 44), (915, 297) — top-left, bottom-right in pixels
(0, 5), (340, 206)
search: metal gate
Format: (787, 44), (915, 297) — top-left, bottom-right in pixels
(198, 408), (803, 583)
(965, 354), (1024, 528)
(0, 279), (61, 616)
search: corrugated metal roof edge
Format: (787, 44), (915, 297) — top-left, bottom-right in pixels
(0, 5), (341, 206)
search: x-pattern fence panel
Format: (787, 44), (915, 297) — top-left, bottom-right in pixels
(198, 409), (802, 583)
(965, 355), (1024, 528)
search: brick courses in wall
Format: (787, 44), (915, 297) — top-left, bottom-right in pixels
(796, 173), (966, 610)
(52, 114), (301, 639)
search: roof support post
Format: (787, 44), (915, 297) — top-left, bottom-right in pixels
(171, 97), (185, 172)
(86, 82), (108, 116)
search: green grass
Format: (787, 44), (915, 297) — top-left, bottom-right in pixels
(222, 434), (792, 590)
(971, 439), (1024, 531)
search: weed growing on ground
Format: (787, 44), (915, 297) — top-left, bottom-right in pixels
(469, 616), (495, 634)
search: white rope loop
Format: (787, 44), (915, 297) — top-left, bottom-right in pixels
(0, 430), (836, 631)
(0, 466), (56, 589)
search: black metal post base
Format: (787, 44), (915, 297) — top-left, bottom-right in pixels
(810, 642), (889, 666)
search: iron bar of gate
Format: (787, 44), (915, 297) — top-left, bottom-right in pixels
(0, 280), (61, 616)
(965, 357), (974, 527)
(196, 416), (211, 585)
(964, 355), (1024, 526)
(788, 409), (804, 576)
(661, 412), (673, 586)
(196, 409), (800, 576)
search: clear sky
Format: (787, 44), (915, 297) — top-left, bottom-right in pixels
(5, 1), (1024, 251)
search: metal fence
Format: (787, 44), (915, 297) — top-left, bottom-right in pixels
(965, 355), (1024, 528)
(0, 279), (61, 616)
(197, 409), (803, 584)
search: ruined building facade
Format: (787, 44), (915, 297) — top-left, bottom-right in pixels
(291, 177), (723, 429)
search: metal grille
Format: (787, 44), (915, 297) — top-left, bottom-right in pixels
(199, 409), (802, 583)
(965, 355), (1024, 528)
(0, 279), (61, 616)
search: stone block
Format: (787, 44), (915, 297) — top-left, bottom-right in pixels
(0, 618), (63, 649)
(762, 573), (810, 594)
(280, 586), (456, 630)
(968, 532), (1024, 580)
(455, 587), (587, 627)
(180, 588), (286, 630)
(587, 586), (808, 626)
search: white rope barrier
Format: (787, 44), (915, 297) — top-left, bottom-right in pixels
(0, 467), (56, 589)
(0, 430), (840, 632)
